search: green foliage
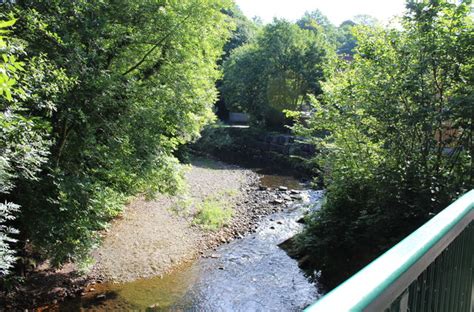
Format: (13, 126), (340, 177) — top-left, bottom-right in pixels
(214, 5), (258, 121)
(296, 11), (377, 57)
(297, 10), (335, 36)
(0, 0), (233, 268)
(193, 196), (234, 231)
(193, 122), (234, 154)
(336, 20), (357, 56)
(221, 19), (334, 129)
(293, 0), (473, 288)
(0, 201), (19, 275)
(222, 4), (259, 59)
(0, 19), (22, 101)
(0, 17), (62, 275)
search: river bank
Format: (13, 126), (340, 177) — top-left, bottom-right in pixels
(63, 189), (323, 311)
(1, 157), (307, 310)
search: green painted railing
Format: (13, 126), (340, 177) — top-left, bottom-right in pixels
(305, 189), (474, 312)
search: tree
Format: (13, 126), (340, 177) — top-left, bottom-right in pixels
(222, 19), (333, 129)
(292, 0), (473, 288)
(297, 10), (337, 39)
(222, 5), (259, 59)
(0, 18), (23, 276)
(352, 14), (379, 26)
(334, 15), (378, 57)
(1, 0), (233, 267)
(0, 15), (71, 274)
(215, 4), (259, 120)
(336, 20), (357, 56)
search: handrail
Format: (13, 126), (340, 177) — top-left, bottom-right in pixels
(305, 189), (474, 311)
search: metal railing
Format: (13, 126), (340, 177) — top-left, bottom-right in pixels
(305, 189), (474, 312)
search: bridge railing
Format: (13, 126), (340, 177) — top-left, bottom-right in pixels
(305, 189), (474, 312)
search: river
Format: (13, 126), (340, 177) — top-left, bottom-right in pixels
(60, 173), (323, 311)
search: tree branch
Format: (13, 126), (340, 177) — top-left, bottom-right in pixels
(122, 8), (195, 76)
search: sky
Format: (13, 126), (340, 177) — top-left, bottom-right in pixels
(234, 0), (407, 26)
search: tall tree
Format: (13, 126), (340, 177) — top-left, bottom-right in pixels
(0, 15), (71, 274)
(222, 5), (259, 59)
(293, 0), (473, 288)
(222, 19), (333, 129)
(336, 20), (357, 56)
(297, 10), (336, 39)
(215, 4), (258, 120)
(1, 0), (233, 267)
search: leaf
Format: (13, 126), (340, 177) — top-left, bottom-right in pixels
(0, 19), (16, 29)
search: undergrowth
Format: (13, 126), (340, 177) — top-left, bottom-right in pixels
(193, 196), (234, 231)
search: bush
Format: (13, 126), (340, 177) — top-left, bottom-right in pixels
(1, 0), (233, 269)
(292, 0), (473, 289)
(193, 197), (233, 231)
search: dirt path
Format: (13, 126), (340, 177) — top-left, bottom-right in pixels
(90, 158), (258, 282)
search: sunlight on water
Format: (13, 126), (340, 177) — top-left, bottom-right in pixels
(59, 175), (322, 311)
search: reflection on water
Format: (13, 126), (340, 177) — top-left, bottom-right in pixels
(61, 261), (201, 311)
(170, 190), (323, 312)
(259, 173), (306, 190)
(60, 176), (322, 311)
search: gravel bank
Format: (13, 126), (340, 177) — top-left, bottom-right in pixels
(2, 157), (301, 309)
(90, 158), (258, 282)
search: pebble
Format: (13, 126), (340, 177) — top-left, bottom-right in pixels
(291, 194), (303, 200)
(16, 175), (304, 307)
(51, 287), (66, 295)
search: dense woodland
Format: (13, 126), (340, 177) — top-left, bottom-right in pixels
(0, 0), (473, 297)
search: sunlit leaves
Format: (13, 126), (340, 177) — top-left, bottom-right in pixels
(294, 0), (473, 286)
(2, 0), (233, 266)
(222, 19), (333, 129)
(0, 19), (23, 102)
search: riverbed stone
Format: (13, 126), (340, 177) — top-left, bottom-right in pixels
(10, 158), (313, 309)
(291, 194), (303, 200)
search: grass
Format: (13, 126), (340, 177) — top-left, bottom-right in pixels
(170, 195), (194, 216)
(193, 196), (234, 231)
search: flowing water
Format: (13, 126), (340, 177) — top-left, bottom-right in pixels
(60, 174), (323, 311)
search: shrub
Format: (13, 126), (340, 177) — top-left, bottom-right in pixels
(292, 0), (473, 289)
(193, 197), (233, 231)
